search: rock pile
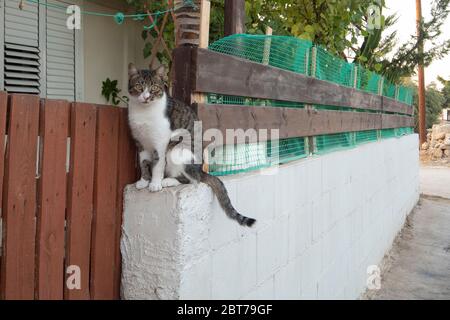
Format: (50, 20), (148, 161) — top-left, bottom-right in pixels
(421, 124), (450, 160)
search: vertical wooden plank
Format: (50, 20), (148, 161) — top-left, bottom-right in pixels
(199, 0), (211, 48)
(90, 106), (120, 300)
(35, 99), (70, 300)
(172, 46), (196, 106)
(113, 108), (138, 299)
(0, 92), (8, 214)
(224, 0), (245, 36)
(64, 103), (97, 300)
(0, 94), (40, 300)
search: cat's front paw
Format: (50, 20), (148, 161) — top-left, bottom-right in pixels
(162, 178), (181, 188)
(136, 178), (149, 190)
(148, 181), (163, 192)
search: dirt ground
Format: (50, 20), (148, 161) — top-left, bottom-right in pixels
(363, 164), (450, 300)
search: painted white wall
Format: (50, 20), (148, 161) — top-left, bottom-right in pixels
(120, 134), (420, 300)
(80, 1), (149, 104)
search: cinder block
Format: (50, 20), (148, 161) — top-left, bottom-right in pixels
(256, 215), (289, 283)
(300, 240), (323, 289)
(242, 278), (276, 300)
(305, 158), (323, 201)
(288, 203), (311, 261)
(209, 192), (240, 250)
(120, 133), (420, 300)
(238, 233), (258, 296)
(236, 174), (275, 223)
(180, 255), (212, 300)
(274, 259), (301, 299)
(212, 242), (241, 299)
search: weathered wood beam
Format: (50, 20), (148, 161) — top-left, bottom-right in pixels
(196, 104), (383, 145)
(192, 49), (413, 115)
(192, 49), (382, 112)
(381, 114), (414, 129)
(382, 97), (413, 115)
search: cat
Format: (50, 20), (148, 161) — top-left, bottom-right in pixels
(127, 63), (256, 227)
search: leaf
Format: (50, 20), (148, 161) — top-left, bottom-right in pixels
(143, 42), (153, 59)
(304, 25), (315, 34)
(374, 63), (383, 72)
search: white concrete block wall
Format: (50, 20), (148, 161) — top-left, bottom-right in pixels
(121, 134), (420, 300)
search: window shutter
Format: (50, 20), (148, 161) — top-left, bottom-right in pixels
(46, 0), (75, 101)
(3, 0), (41, 94)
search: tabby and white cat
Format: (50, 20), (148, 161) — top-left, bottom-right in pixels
(127, 63), (256, 227)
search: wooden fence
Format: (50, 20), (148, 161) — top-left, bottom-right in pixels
(173, 47), (414, 146)
(0, 92), (137, 300)
(0, 47), (415, 300)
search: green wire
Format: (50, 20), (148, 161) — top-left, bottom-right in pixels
(25, 0), (197, 18)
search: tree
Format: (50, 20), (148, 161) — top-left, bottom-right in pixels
(438, 76), (450, 109)
(381, 0), (450, 82)
(413, 84), (445, 129)
(125, 0), (450, 85)
(243, 0), (450, 83)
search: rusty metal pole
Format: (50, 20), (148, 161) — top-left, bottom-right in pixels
(416, 0), (427, 145)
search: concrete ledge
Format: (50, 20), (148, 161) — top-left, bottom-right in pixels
(120, 135), (420, 300)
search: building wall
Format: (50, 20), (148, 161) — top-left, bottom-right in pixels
(80, 0), (149, 104)
(443, 109), (450, 122)
(120, 134), (420, 300)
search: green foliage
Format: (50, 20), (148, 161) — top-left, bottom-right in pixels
(124, 0), (450, 85)
(381, 0), (450, 82)
(101, 78), (129, 106)
(438, 76), (450, 109)
(413, 84), (445, 130)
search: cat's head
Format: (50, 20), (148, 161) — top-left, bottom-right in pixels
(128, 63), (167, 104)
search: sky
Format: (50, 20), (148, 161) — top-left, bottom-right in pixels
(385, 0), (450, 88)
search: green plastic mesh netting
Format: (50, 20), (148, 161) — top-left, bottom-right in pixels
(314, 46), (355, 87)
(208, 34), (313, 75)
(204, 34), (415, 176)
(315, 133), (355, 154)
(356, 130), (378, 145)
(208, 138), (307, 176)
(208, 34), (413, 103)
(207, 93), (305, 108)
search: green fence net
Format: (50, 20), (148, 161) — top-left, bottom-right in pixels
(205, 34), (415, 176)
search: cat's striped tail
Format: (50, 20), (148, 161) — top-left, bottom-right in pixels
(199, 171), (256, 227)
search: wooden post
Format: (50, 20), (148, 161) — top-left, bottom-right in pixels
(172, 0), (210, 104)
(416, 0), (427, 144)
(224, 0), (245, 36)
(262, 27), (273, 65)
(307, 46), (318, 155)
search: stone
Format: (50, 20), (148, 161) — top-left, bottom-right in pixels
(445, 150), (450, 157)
(444, 138), (450, 146)
(435, 133), (446, 141)
(421, 142), (429, 150)
(432, 124), (450, 140)
(433, 149), (444, 159)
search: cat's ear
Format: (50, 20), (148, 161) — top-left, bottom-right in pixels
(155, 65), (166, 78)
(128, 63), (138, 76)
(155, 65), (168, 82)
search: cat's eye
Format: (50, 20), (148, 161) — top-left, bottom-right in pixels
(151, 85), (159, 92)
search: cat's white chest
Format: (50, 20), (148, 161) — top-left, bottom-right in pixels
(128, 96), (171, 151)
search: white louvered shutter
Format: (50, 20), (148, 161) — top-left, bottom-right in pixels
(3, 0), (41, 94)
(46, 0), (75, 100)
